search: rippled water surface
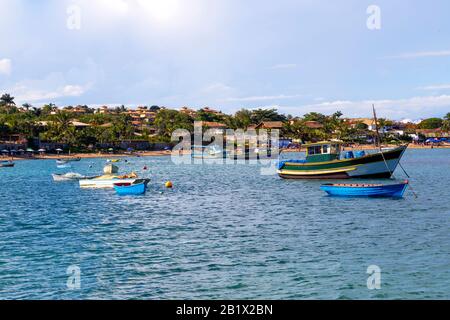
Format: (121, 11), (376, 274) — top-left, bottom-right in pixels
(0, 149), (449, 299)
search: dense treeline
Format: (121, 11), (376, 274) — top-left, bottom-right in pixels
(1, 93), (449, 150)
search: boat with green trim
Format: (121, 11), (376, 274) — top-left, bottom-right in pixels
(277, 141), (407, 179)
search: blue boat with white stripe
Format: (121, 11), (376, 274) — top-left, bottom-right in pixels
(320, 180), (409, 198)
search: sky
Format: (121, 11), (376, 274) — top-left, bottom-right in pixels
(1, 0), (450, 120)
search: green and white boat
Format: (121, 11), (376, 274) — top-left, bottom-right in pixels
(277, 141), (407, 179)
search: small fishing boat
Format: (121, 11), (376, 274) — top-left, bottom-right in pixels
(114, 179), (150, 195)
(52, 172), (99, 182)
(56, 159), (68, 165)
(0, 161), (15, 168)
(320, 180), (409, 198)
(79, 164), (139, 189)
(191, 145), (227, 159)
(66, 157), (81, 162)
(107, 159), (121, 163)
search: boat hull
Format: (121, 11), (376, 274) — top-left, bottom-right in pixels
(0, 163), (14, 167)
(79, 178), (139, 189)
(114, 182), (147, 195)
(320, 182), (408, 198)
(278, 145), (407, 179)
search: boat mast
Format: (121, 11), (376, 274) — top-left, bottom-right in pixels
(372, 104), (382, 149)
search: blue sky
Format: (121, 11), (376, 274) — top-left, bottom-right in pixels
(1, 0), (450, 119)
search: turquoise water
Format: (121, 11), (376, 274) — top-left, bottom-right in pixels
(0, 149), (449, 299)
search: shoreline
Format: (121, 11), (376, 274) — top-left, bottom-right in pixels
(5, 150), (172, 161)
(2, 144), (449, 161)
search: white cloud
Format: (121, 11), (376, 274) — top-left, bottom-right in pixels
(383, 50), (450, 59)
(277, 95), (450, 119)
(0, 58), (11, 75)
(226, 94), (303, 102)
(63, 85), (85, 96)
(202, 82), (233, 93)
(270, 63), (298, 70)
(12, 83), (88, 104)
(418, 84), (450, 91)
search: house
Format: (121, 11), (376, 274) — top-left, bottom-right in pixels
(70, 121), (91, 129)
(255, 121), (284, 130)
(202, 107), (222, 115)
(304, 121), (324, 129)
(97, 106), (111, 114)
(0, 134), (28, 151)
(416, 128), (450, 138)
(347, 118), (376, 130)
(180, 106), (197, 117)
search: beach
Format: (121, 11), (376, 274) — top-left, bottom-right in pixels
(3, 143), (449, 161)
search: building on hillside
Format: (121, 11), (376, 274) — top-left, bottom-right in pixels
(255, 121), (284, 130)
(0, 134), (28, 151)
(201, 107), (222, 115)
(202, 121), (227, 135)
(346, 118), (376, 130)
(127, 106), (157, 132)
(180, 106), (197, 118)
(416, 128), (450, 138)
(304, 121), (324, 129)
(70, 121), (91, 129)
(97, 106), (111, 114)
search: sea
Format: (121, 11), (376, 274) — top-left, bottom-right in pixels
(0, 148), (449, 299)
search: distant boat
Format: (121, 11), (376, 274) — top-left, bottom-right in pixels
(52, 172), (99, 182)
(56, 159), (68, 165)
(0, 161), (15, 168)
(67, 157), (81, 162)
(191, 145), (227, 159)
(320, 181), (409, 198)
(278, 141), (407, 179)
(114, 179), (150, 195)
(107, 159), (121, 163)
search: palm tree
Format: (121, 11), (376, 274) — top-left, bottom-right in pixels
(22, 103), (33, 111)
(0, 93), (15, 106)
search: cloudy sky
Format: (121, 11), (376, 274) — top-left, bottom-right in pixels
(1, 0), (450, 119)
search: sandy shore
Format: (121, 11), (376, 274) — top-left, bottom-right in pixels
(3, 144), (449, 161)
(5, 150), (172, 161)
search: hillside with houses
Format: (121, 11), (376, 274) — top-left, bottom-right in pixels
(0, 93), (449, 153)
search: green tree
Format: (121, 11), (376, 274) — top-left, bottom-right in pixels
(250, 108), (286, 124)
(233, 109), (252, 129)
(417, 118), (443, 129)
(155, 109), (193, 137)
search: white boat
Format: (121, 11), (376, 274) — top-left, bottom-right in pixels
(52, 172), (98, 182)
(79, 175), (139, 189)
(79, 163), (139, 189)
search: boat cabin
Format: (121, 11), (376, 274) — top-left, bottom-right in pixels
(305, 141), (342, 163)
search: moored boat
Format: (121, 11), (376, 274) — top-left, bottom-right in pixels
(113, 179), (150, 195)
(52, 172), (99, 182)
(0, 161), (15, 168)
(320, 181), (409, 198)
(277, 141), (407, 179)
(56, 159), (68, 165)
(192, 145), (227, 159)
(79, 164), (140, 188)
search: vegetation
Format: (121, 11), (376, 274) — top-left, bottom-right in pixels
(1, 92), (449, 151)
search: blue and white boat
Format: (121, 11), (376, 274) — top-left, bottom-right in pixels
(320, 180), (409, 198)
